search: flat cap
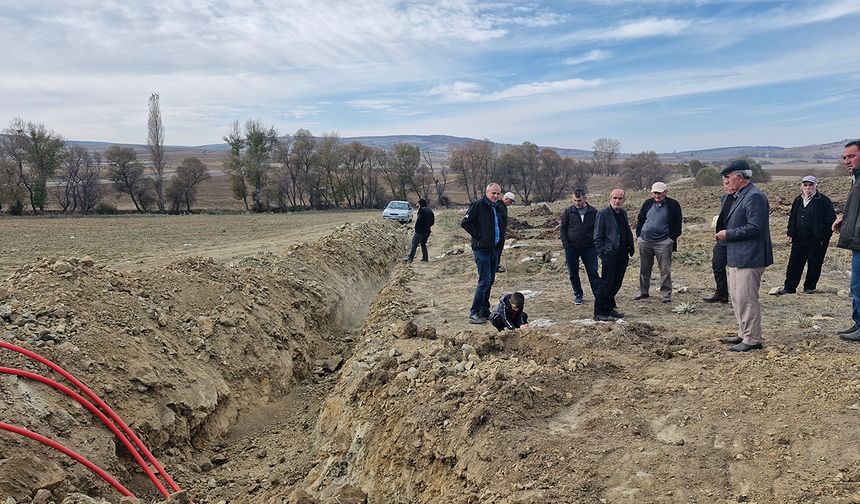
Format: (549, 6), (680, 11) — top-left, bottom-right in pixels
(719, 159), (751, 176)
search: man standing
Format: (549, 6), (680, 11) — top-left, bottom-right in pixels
(703, 190), (734, 303)
(404, 198), (435, 262)
(593, 189), (634, 322)
(634, 182), (682, 303)
(833, 140), (860, 342)
(716, 159), (773, 352)
(560, 188), (599, 306)
(462, 183), (507, 324)
(496, 192), (517, 272)
(774, 175), (836, 295)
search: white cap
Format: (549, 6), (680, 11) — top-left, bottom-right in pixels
(503, 192), (516, 201)
(651, 182), (668, 193)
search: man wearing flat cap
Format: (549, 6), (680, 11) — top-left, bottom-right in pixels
(634, 181), (683, 303)
(773, 175), (835, 295)
(716, 159), (773, 352)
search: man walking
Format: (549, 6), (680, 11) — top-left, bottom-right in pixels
(404, 198), (435, 262)
(593, 189), (634, 322)
(703, 190), (734, 303)
(560, 188), (599, 306)
(716, 159), (773, 352)
(634, 182), (682, 303)
(833, 140), (860, 342)
(462, 183), (506, 324)
(496, 192), (516, 272)
(774, 175), (836, 295)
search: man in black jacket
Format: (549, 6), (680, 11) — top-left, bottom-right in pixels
(405, 199), (435, 262)
(461, 183), (507, 324)
(703, 191), (734, 303)
(593, 189), (635, 322)
(634, 182), (683, 303)
(560, 188), (599, 306)
(773, 176), (836, 295)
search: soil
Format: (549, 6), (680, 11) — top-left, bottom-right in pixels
(2, 178), (860, 504)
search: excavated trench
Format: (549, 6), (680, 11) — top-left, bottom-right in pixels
(0, 220), (409, 502)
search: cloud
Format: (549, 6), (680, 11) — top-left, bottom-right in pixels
(428, 78), (601, 102)
(565, 17), (691, 42)
(563, 49), (611, 65)
(280, 106), (322, 119)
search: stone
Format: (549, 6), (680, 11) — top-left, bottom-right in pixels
(31, 490), (52, 504)
(0, 305), (12, 321)
(0, 287), (8, 301)
(288, 488), (319, 504)
(325, 484), (367, 504)
(80, 256), (94, 267)
(322, 356), (343, 373)
(407, 367), (419, 380)
(51, 261), (73, 274)
(197, 316), (215, 337)
(462, 344), (477, 360)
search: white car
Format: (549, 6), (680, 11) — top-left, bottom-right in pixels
(382, 200), (414, 223)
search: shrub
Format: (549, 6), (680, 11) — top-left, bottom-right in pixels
(94, 201), (118, 215)
(695, 167), (721, 187)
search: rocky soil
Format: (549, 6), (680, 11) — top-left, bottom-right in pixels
(2, 177), (860, 503)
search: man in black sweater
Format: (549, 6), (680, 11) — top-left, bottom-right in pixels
(461, 183), (507, 324)
(560, 188), (599, 306)
(405, 199), (435, 262)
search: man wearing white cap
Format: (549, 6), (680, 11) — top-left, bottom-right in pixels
(634, 181), (683, 303)
(496, 192), (517, 272)
(774, 175), (836, 295)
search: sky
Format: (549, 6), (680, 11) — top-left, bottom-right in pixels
(1, 0), (859, 152)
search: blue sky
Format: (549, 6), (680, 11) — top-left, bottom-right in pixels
(1, 0), (859, 152)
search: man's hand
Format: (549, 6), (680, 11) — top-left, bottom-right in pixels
(833, 217), (843, 233)
(715, 230), (727, 241)
(520, 323), (529, 329)
(787, 236), (792, 243)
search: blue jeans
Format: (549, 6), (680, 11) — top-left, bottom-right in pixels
(470, 250), (498, 317)
(852, 251), (860, 328)
(564, 245), (599, 298)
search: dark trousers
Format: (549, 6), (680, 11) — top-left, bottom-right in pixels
(470, 250), (499, 317)
(784, 234), (830, 292)
(408, 232), (430, 261)
(594, 252), (629, 317)
(565, 245), (600, 298)
(712, 243), (728, 297)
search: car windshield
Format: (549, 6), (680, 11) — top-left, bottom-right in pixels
(387, 202), (410, 210)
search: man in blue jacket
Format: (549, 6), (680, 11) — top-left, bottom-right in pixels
(560, 188), (599, 306)
(716, 159), (773, 352)
(461, 183), (506, 324)
(593, 188), (635, 322)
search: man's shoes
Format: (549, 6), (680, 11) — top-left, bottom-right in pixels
(610, 309), (625, 318)
(839, 327), (860, 341)
(723, 336), (743, 344)
(773, 287), (795, 296)
(702, 294), (729, 303)
(661, 298), (672, 304)
(593, 315), (617, 322)
(837, 325), (860, 336)
(728, 342), (763, 352)
(634, 293), (650, 301)
(574, 295), (584, 306)
(468, 314), (487, 324)
(403, 257), (413, 263)
(803, 288), (815, 294)
(496, 266), (506, 272)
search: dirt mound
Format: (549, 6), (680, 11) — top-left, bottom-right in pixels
(506, 217), (533, 230)
(0, 221), (408, 502)
(524, 204), (553, 217)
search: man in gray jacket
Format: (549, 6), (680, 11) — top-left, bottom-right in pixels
(715, 159), (773, 352)
(833, 140), (860, 341)
(593, 189), (635, 322)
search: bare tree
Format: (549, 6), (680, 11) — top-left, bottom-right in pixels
(166, 156), (211, 212)
(592, 137), (621, 176)
(222, 121), (248, 211)
(620, 151), (666, 190)
(55, 144), (88, 212)
(291, 129), (319, 208)
(1, 119), (65, 213)
(0, 158), (22, 213)
(242, 120), (278, 212)
(78, 151), (103, 214)
(106, 145), (150, 212)
(316, 133), (345, 207)
(533, 148), (573, 202)
(147, 93), (166, 212)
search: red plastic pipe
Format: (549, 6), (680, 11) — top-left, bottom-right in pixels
(0, 421), (134, 497)
(0, 367), (170, 498)
(0, 341), (182, 493)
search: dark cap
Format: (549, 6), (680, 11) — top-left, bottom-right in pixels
(418, 198), (428, 207)
(719, 159), (751, 176)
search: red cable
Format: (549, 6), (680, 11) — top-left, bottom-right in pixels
(0, 367), (170, 498)
(0, 421), (134, 497)
(0, 341), (182, 493)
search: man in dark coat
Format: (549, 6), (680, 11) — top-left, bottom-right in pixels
(593, 188), (634, 322)
(634, 181), (683, 303)
(833, 140), (860, 341)
(703, 191), (734, 303)
(405, 199), (435, 262)
(774, 175), (836, 295)
(560, 188), (599, 306)
(461, 183), (506, 324)
(716, 159), (773, 352)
